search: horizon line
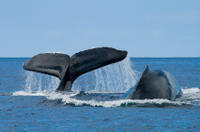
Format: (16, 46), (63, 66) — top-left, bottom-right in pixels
(0, 56), (199, 58)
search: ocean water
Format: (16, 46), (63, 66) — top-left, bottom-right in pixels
(0, 57), (200, 131)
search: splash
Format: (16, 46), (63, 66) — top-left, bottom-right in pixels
(179, 87), (200, 95)
(23, 57), (139, 93)
(176, 87), (200, 104)
(13, 87), (200, 107)
(73, 57), (139, 92)
(12, 90), (189, 107)
(24, 71), (60, 92)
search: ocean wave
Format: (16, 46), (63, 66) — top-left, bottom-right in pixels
(61, 98), (188, 107)
(12, 90), (47, 96)
(179, 87), (200, 95)
(12, 89), (196, 107)
(176, 87), (200, 104)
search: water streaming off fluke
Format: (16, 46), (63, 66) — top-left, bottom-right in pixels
(24, 58), (139, 93)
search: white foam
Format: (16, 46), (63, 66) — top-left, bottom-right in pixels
(12, 87), (200, 107)
(12, 91), (46, 96)
(47, 93), (188, 107)
(180, 87), (200, 94)
(12, 90), (191, 107)
(176, 88), (200, 104)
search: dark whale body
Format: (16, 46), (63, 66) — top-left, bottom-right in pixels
(23, 47), (127, 91)
(126, 66), (175, 100)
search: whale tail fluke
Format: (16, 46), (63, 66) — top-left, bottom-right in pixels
(69, 47), (128, 81)
(23, 53), (70, 79)
(23, 53), (72, 91)
(23, 47), (128, 91)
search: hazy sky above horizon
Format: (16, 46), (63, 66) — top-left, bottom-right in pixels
(0, 0), (199, 57)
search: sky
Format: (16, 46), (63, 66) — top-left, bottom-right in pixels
(0, 0), (199, 57)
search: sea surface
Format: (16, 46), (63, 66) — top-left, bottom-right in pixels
(0, 57), (200, 132)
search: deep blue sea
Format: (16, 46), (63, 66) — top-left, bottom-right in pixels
(0, 57), (200, 132)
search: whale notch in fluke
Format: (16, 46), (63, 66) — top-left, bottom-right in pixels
(125, 65), (175, 100)
(23, 47), (128, 91)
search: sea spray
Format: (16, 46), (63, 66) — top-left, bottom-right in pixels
(24, 71), (59, 92)
(73, 58), (139, 92)
(24, 57), (139, 93)
(176, 87), (200, 104)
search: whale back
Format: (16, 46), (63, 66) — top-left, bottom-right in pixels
(127, 66), (175, 100)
